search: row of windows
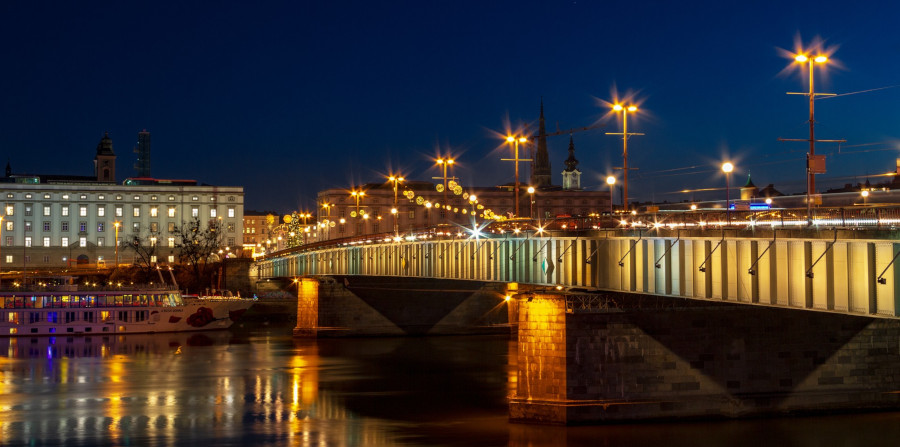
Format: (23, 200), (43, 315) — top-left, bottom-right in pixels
(3, 234), (237, 252)
(4, 254), (178, 265)
(6, 192), (238, 202)
(4, 204), (236, 219)
(5, 221), (236, 233)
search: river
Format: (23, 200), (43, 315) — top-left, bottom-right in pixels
(1, 323), (899, 446)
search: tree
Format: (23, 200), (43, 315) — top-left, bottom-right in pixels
(123, 231), (159, 277)
(173, 217), (224, 283)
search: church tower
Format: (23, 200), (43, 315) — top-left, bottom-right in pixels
(561, 136), (582, 190)
(531, 100), (552, 188)
(94, 132), (117, 183)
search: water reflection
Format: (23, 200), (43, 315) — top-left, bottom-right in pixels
(1, 327), (900, 446)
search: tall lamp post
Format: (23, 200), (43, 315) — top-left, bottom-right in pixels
(722, 162), (734, 225)
(388, 175), (404, 235)
(113, 221), (121, 269)
(434, 157), (454, 213)
(503, 136), (530, 217)
(606, 176), (616, 217)
(862, 189), (869, 205)
(526, 186), (535, 220)
(607, 103), (643, 212)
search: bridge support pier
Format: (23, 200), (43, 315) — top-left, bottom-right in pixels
(293, 278), (320, 337)
(510, 292), (900, 425)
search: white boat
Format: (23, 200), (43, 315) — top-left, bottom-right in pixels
(0, 288), (256, 336)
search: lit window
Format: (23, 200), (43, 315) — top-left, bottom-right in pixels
(150, 207), (158, 217)
(133, 207), (140, 217)
(79, 205), (87, 217)
(228, 207), (235, 218)
(192, 196), (199, 201)
(150, 237), (157, 246)
(62, 206), (69, 217)
(4, 221), (11, 231)
(5, 205), (13, 215)
(24, 222), (32, 232)
(79, 237), (86, 247)
(151, 195), (157, 201)
(97, 237), (104, 247)
(150, 222), (158, 232)
(133, 222), (140, 232)
(98, 195), (105, 200)
(191, 207), (199, 218)
(98, 206), (105, 217)
(168, 255), (175, 263)
(61, 237), (69, 247)
(133, 195), (140, 201)
(62, 194), (69, 200)
(210, 208), (217, 218)
(24, 205), (32, 216)
(80, 194), (87, 200)
(43, 205), (50, 216)
(115, 206), (123, 217)
(43, 194), (50, 199)
(43, 237), (50, 247)
(168, 237), (175, 247)
(97, 222), (105, 232)
(4, 255), (11, 263)
(150, 255), (157, 263)
(25, 237), (31, 247)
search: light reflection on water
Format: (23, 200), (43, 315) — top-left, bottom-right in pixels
(0, 326), (899, 446)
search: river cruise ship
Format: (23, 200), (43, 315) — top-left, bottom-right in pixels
(0, 288), (255, 336)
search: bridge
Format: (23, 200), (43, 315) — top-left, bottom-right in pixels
(254, 207), (900, 424)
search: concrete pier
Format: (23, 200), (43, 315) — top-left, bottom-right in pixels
(510, 292), (900, 425)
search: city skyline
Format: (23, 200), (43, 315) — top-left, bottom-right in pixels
(1, 1), (899, 213)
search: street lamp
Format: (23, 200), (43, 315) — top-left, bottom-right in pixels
(606, 176), (616, 217)
(526, 186), (535, 220)
(607, 103), (643, 212)
(113, 221), (121, 269)
(388, 175), (405, 235)
(435, 157), (454, 213)
(350, 190), (365, 217)
(862, 189), (869, 205)
(722, 162), (734, 225)
(425, 201), (433, 227)
(503, 136), (530, 217)
(468, 195), (478, 226)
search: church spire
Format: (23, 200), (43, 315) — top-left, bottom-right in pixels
(561, 136), (582, 190)
(532, 98), (552, 188)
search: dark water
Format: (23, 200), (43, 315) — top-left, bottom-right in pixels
(2, 324), (900, 446)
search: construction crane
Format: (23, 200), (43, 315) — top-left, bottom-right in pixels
(526, 121), (606, 183)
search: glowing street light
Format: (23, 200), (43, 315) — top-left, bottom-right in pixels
(434, 157), (455, 213)
(388, 175), (405, 235)
(722, 162), (734, 225)
(503, 136), (531, 217)
(862, 189), (870, 205)
(606, 176), (616, 217)
(113, 220), (121, 269)
(780, 47), (843, 224)
(526, 186), (535, 220)
(350, 190), (365, 216)
(607, 102), (643, 211)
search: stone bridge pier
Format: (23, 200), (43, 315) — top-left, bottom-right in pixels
(510, 292), (900, 425)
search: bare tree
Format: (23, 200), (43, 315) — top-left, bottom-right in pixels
(123, 231), (158, 276)
(173, 217), (224, 282)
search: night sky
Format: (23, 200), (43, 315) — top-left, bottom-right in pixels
(1, 1), (899, 213)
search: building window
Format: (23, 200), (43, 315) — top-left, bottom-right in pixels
(228, 207), (235, 218)
(227, 223), (235, 232)
(408, 210), (415, 219)
(43, 222), (50, 231)
(80, 194), (87, 200)
(24, 204), (32, 216)
(97, 237), (104, 247)
(4, 221), (12, 231)
(79, 222), (87, 232)
(150, 237), (157, 247)
(168, 255), (175, 263)
(98, 206), (105, 217)
(133, 207), (140, 217)
(4, 255), (10, 263)
(4, 205), (12, 216)
(133, 222), (140, 232)
(42, 237), (50, 247)
(43, 205), (50, 216)
(133, 195), (140, 201)
(25, 237), (31, 247)
(5, 193), (11, 199)
(150, 207), (158, 217)
(168, 207), (176, 217)
(210, 196), (216, 202)
(168, 222), (175, 232)
(61, 222), (69, 232)
(151, 195), (158, 201)
(210, 208), (217, 218)
(62, 194), (69, 200)
(24, 222), (32, 232)
(150, 255), (158, 263)
(43, 255), (50, 263)
(116, 195), (122, 200)
(98, 195), (105, 200)
(168, 237), (175, 247)
(79, 205), (87, 217)
(192, 196), (199, 201)
(150, 222), (158, 233)
(115, 206), (123, 217)
(79, 237), (86, 248)
(97, 222), (105, 232)
(191, 207), (199, 218)
(227, 237), (235, 246)
(61, 237), (69, 247)
(62, 206), (69, 217)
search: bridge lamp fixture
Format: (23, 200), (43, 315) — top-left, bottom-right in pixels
(690, 204), (697, 211)
(504, 295), (511, 302)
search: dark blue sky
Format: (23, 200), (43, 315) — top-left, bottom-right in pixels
(2, 1), (899, 213)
